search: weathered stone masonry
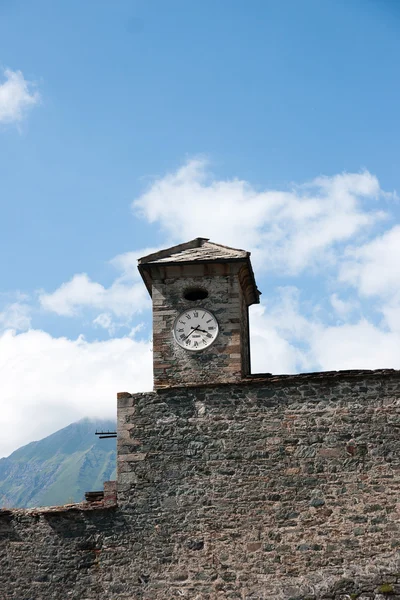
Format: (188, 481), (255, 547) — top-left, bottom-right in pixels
(1, 239), (400, 599)
(1, 369), (400, 600)
(138, 238), (259, 389)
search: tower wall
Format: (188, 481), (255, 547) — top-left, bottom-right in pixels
(151, 262), (250, 388)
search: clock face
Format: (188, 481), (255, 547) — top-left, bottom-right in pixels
(173, 308), (219, 351)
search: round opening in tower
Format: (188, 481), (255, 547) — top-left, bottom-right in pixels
(183, 288), (209, 301)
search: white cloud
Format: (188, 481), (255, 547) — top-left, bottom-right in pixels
(39, 247), (160, 320)
(338, 225), (400, 334)
(251, 295), (400, 375)
(109, 245), (162, 274)
(381, 296), (400, 333)
(330, 293), (356, 318)
(0, 329), (152, 457)
(127, 322), (144, 338)
(0, 68), (40, 124)
(93, 312), (116, 335)
(340, 225), (400, 297)
(0, 302), (31, 331)
(249, 287), (316, 374)
(311, 170), (382, 199)
(250, 302), (311, 375)
(132, 159), (388, 274)
(39, 272), (149, 318)
(311, 320), (400, 371)
(39, 162), (391, 330)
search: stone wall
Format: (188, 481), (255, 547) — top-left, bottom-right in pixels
(239, 275), (251, 376)
(0, 503), (119, 600)
(1, 369), (400, 599)
(116, 369), (400, 599)
(151, 263), (251, 388)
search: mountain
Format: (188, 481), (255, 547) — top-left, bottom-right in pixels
(0, 418), (117, 508)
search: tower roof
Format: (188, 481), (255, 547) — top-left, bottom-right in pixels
(138, 237), (249, 265)
(138, 237), (260, 304)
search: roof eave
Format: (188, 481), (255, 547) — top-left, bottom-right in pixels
(138, 256), (260, 304)
(138, 238), (209, 266)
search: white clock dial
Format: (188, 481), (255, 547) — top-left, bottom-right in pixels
(173, 308), (219, 351)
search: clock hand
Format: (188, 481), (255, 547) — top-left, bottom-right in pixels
(183, 325), (200, 341)
(191, 326), (207, 334)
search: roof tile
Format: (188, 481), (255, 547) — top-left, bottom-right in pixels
(138, 238), (248, 265)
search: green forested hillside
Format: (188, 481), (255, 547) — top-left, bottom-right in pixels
(0, 418), (116, 508)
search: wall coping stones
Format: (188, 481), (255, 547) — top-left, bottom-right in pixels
(130, 367), (400, 393)
(0, 500), (117, 517)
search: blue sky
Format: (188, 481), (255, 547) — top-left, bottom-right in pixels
(1, 0), (400, 456)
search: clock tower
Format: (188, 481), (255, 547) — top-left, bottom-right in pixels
(138, 238), (260, 388)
